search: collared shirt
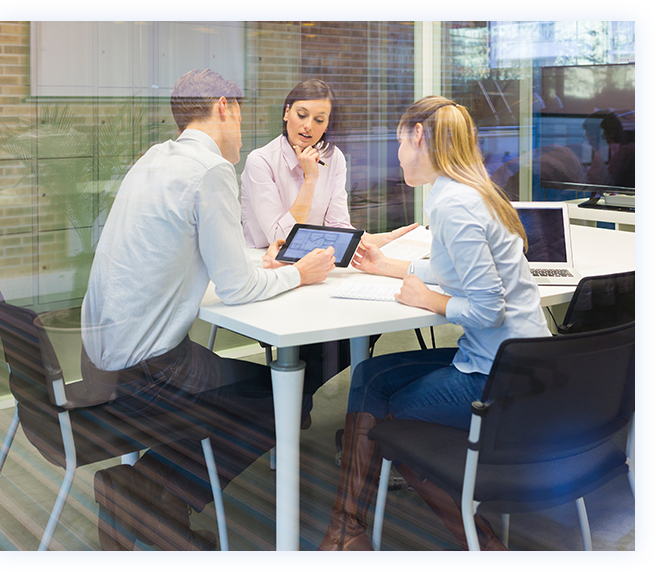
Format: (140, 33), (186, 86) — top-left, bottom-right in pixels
(241, 134), (353, 248)
(81, 129), (300, 371)
(412, 176), (551, 375)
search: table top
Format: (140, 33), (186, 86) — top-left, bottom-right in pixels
(200, 266), (450, 347)
(199, 224), (635, 348)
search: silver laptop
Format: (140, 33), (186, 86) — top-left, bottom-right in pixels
(512, 202), (584, 286)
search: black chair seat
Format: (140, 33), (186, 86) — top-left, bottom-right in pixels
(370, 418), (628, 514)
(16, 397), (213, 468)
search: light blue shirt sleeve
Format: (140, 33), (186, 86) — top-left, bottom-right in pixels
(196, 160), (300, 306)
(435, 201), (506, 330)
(82, 130), (301, 370)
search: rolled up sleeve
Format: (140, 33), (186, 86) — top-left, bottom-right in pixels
(434, 202), (506, 330)
(198, 162), (300, 305)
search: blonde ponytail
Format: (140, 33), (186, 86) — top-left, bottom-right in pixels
(398, 96), (527, 249)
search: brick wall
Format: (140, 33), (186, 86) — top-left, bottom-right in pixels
(0, 21), (417, 312)
(243, 21), (416, 232)
(0, 22), (33, 300)
(299, 21), (415, 231)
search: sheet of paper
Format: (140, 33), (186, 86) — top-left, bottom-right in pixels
(331, 281), (444, 302)
(379, 225), (431, 261)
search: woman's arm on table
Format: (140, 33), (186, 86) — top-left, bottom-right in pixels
(363, 222), (420, 248)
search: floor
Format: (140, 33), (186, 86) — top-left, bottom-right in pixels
(0, 323), (635, 559)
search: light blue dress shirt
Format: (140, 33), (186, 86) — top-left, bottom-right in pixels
(82, 129), (300, 371)
(412, 176), (551, 375)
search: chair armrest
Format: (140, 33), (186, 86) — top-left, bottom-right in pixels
(33, 313), (118, 410)
(43, 366), (68, 408)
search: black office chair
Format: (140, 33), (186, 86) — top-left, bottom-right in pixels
(368, 322), (635, 550)
(557, 270), (634, 334)
(0, 294), (230, 550)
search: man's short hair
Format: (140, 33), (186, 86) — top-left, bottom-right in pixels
(170, 69), (244, 132)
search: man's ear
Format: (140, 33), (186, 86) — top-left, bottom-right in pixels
(213, 96), (229, 120)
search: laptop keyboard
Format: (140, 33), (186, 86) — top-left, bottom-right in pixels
(530, 268), (574, 277)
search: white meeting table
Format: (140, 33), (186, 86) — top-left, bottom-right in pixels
(198, 224), (635, 550)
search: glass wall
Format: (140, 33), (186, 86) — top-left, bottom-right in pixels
(438, 21), (635, 203)
(0, 21), (635, 400)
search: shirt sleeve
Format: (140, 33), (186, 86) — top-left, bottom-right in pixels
(412, 259), (439, 283)
(241, 151), (298, 244)
(196, 161), (300, 305)
(433, 200), (506, 329)
(322, 149), (354, 229)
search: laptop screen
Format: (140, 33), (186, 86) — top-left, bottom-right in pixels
(515, 206), (568, 263)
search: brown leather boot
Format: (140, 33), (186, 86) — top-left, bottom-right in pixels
(318, 412), (382, 551)
(94, 464), (138, 550)
(94, 463), (216, 551)
(395, 464), (508, 551)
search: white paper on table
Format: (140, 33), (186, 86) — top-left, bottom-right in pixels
(331, 280), (445, 302)
(379, 225), (432, 261)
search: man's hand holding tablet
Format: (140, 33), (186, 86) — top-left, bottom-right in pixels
(294, 246), (336, 285)
(275, 224), (365, 268)
(262, 236), (336, 285)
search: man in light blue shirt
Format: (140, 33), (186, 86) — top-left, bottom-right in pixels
(83, 69), (334, 550)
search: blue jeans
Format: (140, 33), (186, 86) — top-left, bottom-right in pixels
(347, 348), (488, 430)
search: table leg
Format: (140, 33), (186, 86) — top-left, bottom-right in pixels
(350, 335), (370, 375)
(207, 324), (218, 351)
(270, 346), (305, 551)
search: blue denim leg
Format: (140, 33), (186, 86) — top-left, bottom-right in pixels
(347, 347), (487, 430)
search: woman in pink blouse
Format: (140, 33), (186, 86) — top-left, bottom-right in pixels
(241, 79), (414, 415)
(241, 79), (416, 248)
(241, 79), (350, 247)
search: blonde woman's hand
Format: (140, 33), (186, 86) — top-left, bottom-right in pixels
(395, 274), (450, 315)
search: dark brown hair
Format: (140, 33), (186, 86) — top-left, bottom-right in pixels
(171, 69), (243, 132)
(282, 79), (338, 152)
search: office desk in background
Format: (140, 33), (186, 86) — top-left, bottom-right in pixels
(567, 199), (635, 230)
(198, 224), (635, 550)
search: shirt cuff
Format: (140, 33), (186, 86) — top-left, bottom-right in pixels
(444, 295), (465, 324)
(277, 264), (302, 289)
(411, 259), (433, 283)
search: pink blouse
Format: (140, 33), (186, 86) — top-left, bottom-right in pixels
(241, 135), (353, 248)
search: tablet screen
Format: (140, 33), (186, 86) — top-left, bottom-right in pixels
(275, 224), (364, 268)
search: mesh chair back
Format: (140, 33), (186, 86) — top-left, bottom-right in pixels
(477, 322), (634, 465)
(0, 297), (60, 405)
(558, 271), (634, 334)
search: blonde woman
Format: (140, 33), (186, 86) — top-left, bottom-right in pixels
(319, 96), (551, 551)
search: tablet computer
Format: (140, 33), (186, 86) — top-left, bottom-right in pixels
(275, 224), (364, 268)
